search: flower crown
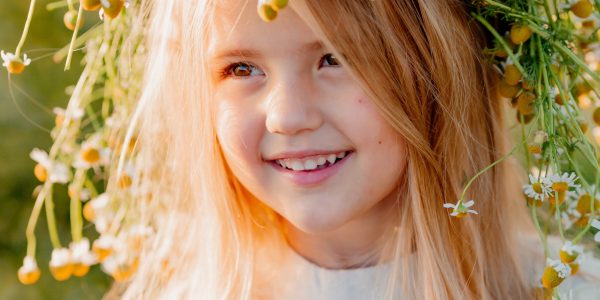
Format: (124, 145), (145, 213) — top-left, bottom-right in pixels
(3, 0), (600, 296)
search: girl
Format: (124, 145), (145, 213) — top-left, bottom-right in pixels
(105, 0), (600, 299)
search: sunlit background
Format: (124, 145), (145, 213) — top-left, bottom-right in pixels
(1, 1), (110, 299)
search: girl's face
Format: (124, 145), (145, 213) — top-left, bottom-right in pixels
(208, 1), (408, 234)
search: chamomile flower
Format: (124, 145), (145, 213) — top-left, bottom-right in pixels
(523, 174), (552, 201)
(1, 50), (31, 74)
(541, 258), (571, 289)
(101, 251), (139, 282)
(29, 148), (71, 184)
(83, 193), (114, 233)
(52, 107), (84, 128)
(17, 256), (41, 285)
(592, 219), (600, 242)
(49, 248), (74, 281)
(93, 234), (116, 262)
(69, 238), (98, 277)
(560, 241), (584, 263)
(443, 199), (478, 218)
(546, 172), (579, 206)
(548, 172), (580, 192)
(73, 135), (110, 169)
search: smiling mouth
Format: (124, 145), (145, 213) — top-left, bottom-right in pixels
(270, 150), (353, 172)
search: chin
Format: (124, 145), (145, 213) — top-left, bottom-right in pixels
(285, 209), (351, 234)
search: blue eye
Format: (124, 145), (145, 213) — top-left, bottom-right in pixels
(319, 53), (340, 68)
(223, 62), (265, 78)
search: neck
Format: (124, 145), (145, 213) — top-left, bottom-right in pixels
(282, 192), (399, 270)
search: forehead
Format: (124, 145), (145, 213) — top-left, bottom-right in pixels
(208, 0), (319, 56)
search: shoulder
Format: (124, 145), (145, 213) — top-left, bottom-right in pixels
(517, 233), (600, 299)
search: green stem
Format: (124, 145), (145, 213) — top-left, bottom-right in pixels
(471, 13), (528, 76)
(44, 185), (61, 249)
(70, 168), (85, 242)
(64, 4), (83, 71)
(46, 1), (68, 11)
(458, 139), (528, 203)
(15, 0), (37, 58)
(531, 203), (550, 258)
(541, 0), (555, 28)
(25, 183), (49, 257)
(66, 0), (74, 12)
(553, 41), (600, 84)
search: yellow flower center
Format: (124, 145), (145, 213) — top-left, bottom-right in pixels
(17, 267), (41, 285)
(541, 266), (564, 289)
(552, 182), (568, 192)
(50, 263), (74, 281)
(118, 174), (133, 189)
(92, 245), (113, 262)
(81, 148), (100, 164)
(72, 263), (90, 277)
(33, 164), (47, 182)
(532, 182), (544, 194)
(7, 60), (26, 74)
(83, 201), (95, 222)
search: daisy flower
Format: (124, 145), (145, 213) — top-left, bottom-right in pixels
(547, 172), (579, 206)
(52, 107), (84, 128)
(541, 258), (571, 289)
(101, 250), (139, 282)
(69, 238), (98, 277)
(522, 174), (552, 201)
(17, 256), (41, 285)
(93, 234), (116, 262)
(592, 219), (600, 243)
(49, 248), (74, 281)
(443, 199), (478, 218)
(559, 241), (584, 263)
(1, 50), (31, 74)
(73, 135), (110, 169)
(30, 148), (71, 184)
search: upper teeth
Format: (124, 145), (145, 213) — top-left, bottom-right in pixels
(275, 151), (348, 171)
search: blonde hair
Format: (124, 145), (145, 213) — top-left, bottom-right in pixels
(108, 0), (539, 299)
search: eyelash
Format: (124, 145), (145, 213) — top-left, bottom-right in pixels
(220, 53), (340, 79)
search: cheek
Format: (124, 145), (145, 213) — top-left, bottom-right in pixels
(215, 102), (262, 171)
(352, 97), (408, 186)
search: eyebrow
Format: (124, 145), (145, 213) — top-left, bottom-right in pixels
(210, 40), (325, 60)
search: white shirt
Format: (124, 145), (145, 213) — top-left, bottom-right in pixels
(262, 235), (600, 299)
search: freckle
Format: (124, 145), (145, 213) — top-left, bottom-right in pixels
(378, 141), (382, 144)
(358, 99), (363, 104)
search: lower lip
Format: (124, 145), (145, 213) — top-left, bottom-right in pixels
(268, 152), (353, 186)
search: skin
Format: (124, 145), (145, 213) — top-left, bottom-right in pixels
(207, 0), (408, 269)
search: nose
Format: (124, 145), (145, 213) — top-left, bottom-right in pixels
(265, 77), (323, 135)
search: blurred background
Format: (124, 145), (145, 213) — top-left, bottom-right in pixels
(1, 1), (110, 299)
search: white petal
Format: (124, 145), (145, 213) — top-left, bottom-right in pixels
(463, 200), (475, 207)
(591, 219), (600, 230)
(443, 203), (456, 209)
(467, 210), (478, 214)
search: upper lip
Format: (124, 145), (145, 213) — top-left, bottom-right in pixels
(264, 149), (352, 161)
